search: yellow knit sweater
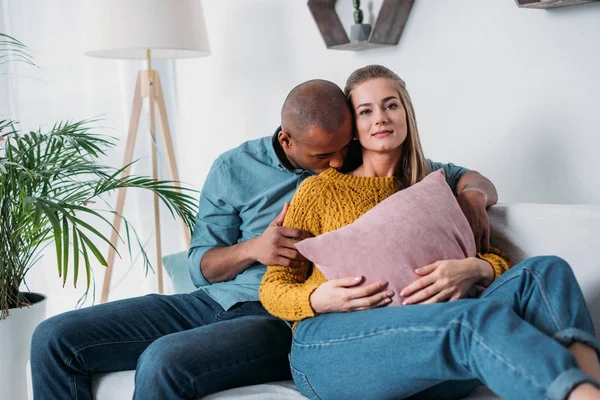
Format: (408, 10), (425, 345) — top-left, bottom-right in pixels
(259, 168), (511, 324)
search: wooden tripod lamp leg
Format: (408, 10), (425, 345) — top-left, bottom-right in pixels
(155, 73), (191, 248)
(101, 53), (189, 301)
(146, 67), (165, 295)
(100, 72), (144, 304)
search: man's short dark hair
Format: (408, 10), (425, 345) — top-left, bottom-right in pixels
(281, 79), (349, 141)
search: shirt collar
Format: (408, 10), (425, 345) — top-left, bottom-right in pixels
(270, 126), (311, 175)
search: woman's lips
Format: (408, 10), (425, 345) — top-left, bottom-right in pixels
(372, 130), (392, 138)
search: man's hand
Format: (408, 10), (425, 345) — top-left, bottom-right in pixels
(249, 202), (312, 267)
(400, 258), (493, 305)
(455, 170), (498, 253)
(310, 275), (394, 314)
(457, 189), (490, 253)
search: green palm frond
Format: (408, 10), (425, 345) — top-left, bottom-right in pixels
(1, 33), (199, 319)
(1, 110), (198, 320)
(0, 33), (36, 68)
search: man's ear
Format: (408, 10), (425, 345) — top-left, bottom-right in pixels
(278, 130), (293, 150)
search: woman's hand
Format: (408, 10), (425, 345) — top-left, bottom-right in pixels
(400, 258), (494, 305)
(310, 275), (394, 314)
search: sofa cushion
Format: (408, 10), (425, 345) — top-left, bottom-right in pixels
(91, 371), (306, 399)
(488, 203), (600, 341)
(163, 250), (197, 294)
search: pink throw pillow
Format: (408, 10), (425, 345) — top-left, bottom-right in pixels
(294, 169), (476, 305)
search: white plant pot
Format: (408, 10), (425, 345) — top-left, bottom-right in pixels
(0, 292), (47, 400)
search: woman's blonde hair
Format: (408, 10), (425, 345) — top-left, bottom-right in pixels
(344, 65), (428, 188)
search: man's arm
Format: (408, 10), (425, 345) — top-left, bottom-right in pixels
(200, 204), (310, 283)
(426, 160), (497, 252)
(199, 242), (257, 284)
(456, 171), (498, 252)
(456, 171), (498, 208)
(188, 159), (244, 286)
(188, 160), (310, 285)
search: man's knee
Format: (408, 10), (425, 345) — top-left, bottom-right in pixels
(31, 313), (80, 365)
(136, 337), (183, 378)
(32, 313), (72, 349)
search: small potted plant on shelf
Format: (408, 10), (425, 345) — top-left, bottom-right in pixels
(350, 0), (372, 42)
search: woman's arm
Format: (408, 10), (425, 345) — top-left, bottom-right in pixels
(259, 177), (324, 321)
(399, 247), (511, 305)
(260, 261), (321, 321)
(476, 247), (511, 286)
(259, 176), (395, 321)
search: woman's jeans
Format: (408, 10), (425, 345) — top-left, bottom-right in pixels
(291, 256), (600, 400)
(30, 290), (292, 400)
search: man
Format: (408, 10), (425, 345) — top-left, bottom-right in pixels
(31, 79), (496, 399)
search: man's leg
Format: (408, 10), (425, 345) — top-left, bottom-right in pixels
(134, 301), (292, 399)
(31, 290), (222, 399)
(290, 300), (598, 400)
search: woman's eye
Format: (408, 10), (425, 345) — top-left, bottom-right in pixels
(315, 154), (330, 160)
(385, 103), (398, 110)
(359, 109), (371, 115)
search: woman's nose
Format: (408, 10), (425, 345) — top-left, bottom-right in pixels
(375, 109), (387, 125)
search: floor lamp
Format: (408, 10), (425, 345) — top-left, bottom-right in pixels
(84, 0), (210, 303)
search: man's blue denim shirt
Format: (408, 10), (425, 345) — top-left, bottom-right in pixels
(188, 130), (469, 310)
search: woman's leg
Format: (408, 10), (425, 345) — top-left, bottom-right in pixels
(480, 256), (600, 380)
(290, 300), (599, 400)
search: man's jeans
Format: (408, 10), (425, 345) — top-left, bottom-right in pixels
(30, 290), (292, 400)
(291, 256), (600, 400)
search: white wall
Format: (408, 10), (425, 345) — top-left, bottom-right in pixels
(2, 0), (599, 313)
(175, 0), (600, 204)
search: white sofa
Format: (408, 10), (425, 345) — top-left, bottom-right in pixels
(92, 203), (600, 400)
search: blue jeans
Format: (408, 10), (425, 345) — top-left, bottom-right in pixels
(290, 256), (600, 400)
(30, 290), (292, 399)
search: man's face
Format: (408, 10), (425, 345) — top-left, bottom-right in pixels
(281, 112), (354, 175)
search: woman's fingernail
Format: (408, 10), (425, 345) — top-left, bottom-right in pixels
(400, 291), (405, 296)
(354, 276), (361, 281)
(402, 300), (409, 305)
(385, 298), (392, 303)
(388, 291), (394, 296)
(415, 268), (422, 272)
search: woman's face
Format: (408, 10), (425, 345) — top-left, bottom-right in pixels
(351, 78), (408, 155)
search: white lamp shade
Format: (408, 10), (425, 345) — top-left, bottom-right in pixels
(85, 0), (210, 59)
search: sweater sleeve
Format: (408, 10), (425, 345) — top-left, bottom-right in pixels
(259, 177), (325, 322)
(477, 247), (511, 281)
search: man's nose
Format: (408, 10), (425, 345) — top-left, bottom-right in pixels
(329, 152), (344, 169)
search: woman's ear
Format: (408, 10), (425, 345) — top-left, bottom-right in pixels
(278, 130), (293, 149)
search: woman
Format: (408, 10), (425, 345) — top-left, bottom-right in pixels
(260, 65), (600, 400)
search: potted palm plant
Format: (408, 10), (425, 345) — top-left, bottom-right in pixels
(0, 33), (198, 399)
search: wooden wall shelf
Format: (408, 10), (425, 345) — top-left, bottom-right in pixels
(307, 0), (415, 51)
(515, 0), (600, 8)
